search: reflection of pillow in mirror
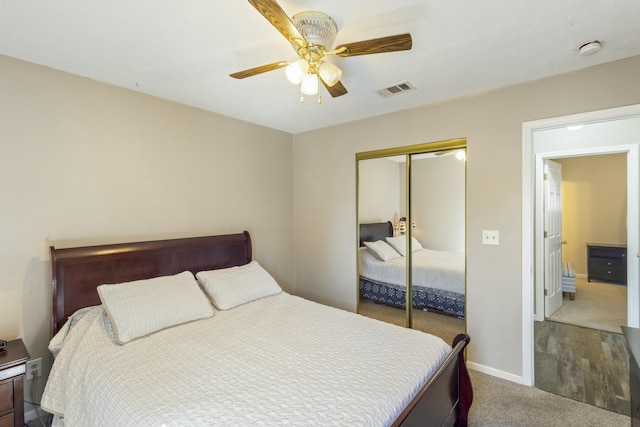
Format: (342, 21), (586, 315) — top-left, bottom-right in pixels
(385, 235), (423, 256)
(363, 240), (402, 261)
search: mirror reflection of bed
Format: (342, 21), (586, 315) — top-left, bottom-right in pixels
(357, 144), (466, 343)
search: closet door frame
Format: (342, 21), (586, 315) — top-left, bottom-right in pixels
(356, 137), (466, 328)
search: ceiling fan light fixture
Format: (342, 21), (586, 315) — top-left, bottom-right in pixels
(318, 61), (342, 87)
(300, 73), (319, 95)
(292, 12), (337, 50)
(285, 59), (309, 84)
(232, 1), (414, 102)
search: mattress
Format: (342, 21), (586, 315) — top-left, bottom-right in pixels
(42, 292), (451, 427)
(359, 247), (465, 295)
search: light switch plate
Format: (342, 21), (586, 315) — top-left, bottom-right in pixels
(482, 230), (500, 245)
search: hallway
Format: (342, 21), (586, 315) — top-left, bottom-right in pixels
(535, 320), (629, 415)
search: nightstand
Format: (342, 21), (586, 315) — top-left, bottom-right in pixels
(586, 243), (627, 284)
(0, 339), (30, 427)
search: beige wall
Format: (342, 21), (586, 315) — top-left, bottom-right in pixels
(358, 158), (401, 223)
(358, 154), (465, 253)
(556, 154), (627, 275)
(0, 55), (294, 398)
(293, 55), (640, 378)
(410, 154), (465, 253)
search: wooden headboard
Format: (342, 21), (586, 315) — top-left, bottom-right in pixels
(359, 221), (393, 247)
(50, 231), (252, 335)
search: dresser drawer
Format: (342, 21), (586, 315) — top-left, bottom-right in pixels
(0, 413), (14, 427)
(590, 266), (626, 283)
(0, 381), (13, 414)
(591, 257), (626, 269)
(589, 246), (626, 259)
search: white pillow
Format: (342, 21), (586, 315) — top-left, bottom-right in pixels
(196, 260), (282, 310)
(97, 271), (214, 345)
(363, 240), (402, 261)
(385, 235), (424, 256)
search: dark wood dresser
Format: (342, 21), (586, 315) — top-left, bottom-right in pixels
(0, 340), (29, 427)
(623, 327), (640, 426)
(586, 243), (627, 284)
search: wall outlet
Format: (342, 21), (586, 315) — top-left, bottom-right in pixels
(482, 230), (500, 245)
(26, 358), (42, 380)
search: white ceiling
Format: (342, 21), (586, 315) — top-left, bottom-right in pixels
(1, 1), (639, 134)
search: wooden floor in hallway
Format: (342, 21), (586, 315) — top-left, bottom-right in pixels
(535, 320), (630, 416)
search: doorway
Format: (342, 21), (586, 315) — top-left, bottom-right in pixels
(535, 153), (631, 414)
(522, 105), (640, 387)
(545, 154), (628, 331)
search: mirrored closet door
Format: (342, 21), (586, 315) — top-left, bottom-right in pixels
(356, 139), (467, 342)
(357, 155), (408, 324)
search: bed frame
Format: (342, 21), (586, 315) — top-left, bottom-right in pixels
(50, 231), (472, 427)
(359, 220), (394, 247)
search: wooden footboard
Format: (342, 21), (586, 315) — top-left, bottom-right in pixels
(392, 333), (472, 427)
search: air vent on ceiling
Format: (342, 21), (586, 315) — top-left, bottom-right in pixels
(376, 81), (416, 98)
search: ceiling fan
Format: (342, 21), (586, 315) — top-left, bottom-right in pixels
(230, 0), (413, 103)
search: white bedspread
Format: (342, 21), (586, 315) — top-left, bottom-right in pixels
(359, 247), (465, 295)
(42, 293), (450, 427)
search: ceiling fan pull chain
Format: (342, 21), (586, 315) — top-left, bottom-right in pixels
(300, 94), (305, 103)
(318, 95), (322, 104)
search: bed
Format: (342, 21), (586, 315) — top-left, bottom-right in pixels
(42, 231), (472, 426)
(359, 222), (465, 317)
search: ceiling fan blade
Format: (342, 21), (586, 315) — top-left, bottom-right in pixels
(230, 61), (288, 79)
(335, 33), (412, 57)
(320, 78), (348, 98)
(248, 0), (307, 47)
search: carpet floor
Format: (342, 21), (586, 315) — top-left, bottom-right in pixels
(358, 297), (465, 344)
(548, 277), (626, 333)
(358, 296), (632, 424)
(469, 369), (629, 426)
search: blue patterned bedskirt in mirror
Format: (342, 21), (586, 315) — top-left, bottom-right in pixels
(359, 276), (465, 318)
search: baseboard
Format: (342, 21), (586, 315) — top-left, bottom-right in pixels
(468, 361), (526, 385)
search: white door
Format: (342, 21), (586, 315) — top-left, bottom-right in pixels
(544, 159), (563, 317)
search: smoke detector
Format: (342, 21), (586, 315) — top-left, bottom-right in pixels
(578, 40), (601, 56)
